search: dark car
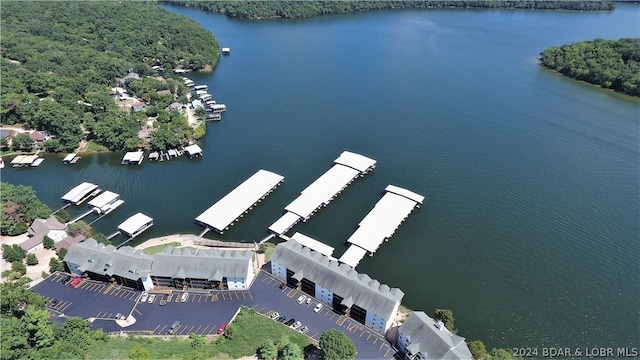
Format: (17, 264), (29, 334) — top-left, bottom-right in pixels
(279, 283), (286, 290)
(50, 299), (59, 307)
(284, 318), (296, 326)
(217, 323), (227, 335)
(277, 316), (286, 322)
(61, 276), (71, 285)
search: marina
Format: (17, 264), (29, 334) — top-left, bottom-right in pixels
(61, 182), (101, 205)
(339, 185), (424, 267)
(195, 169), (285, 234)
(88, 190), (124, 215)
(268, 151), (376, 236)
(290, 232), (335, 258)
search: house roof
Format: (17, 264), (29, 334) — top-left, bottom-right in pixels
(398, 312), (473, 360)
(55, 234), (86, 251)
(150, 246), (253, 280)
(24, 215), (66, 249)
(64, 238), (153, 280)
(270, 239), (404, 321)
(29, 131), (46, 141)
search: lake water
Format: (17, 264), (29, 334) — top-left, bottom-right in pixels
(3, 3), (639, 351)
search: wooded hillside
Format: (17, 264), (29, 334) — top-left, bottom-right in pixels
(540, 38), (640, 97)
(1, 2), (218, 152)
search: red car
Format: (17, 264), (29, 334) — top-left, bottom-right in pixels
(216, 323), (227, 335)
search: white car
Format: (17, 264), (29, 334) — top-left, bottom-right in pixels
(296, 295), (307, 304)
(140, 292), (149, 302)
(180, 292), (189, 303)
(148, 294), (156, 303)
(306, 297), (312, 305)
(290, 321), (302, 330)
(269, 311), (280, 320)
(314, 303), (324, 313)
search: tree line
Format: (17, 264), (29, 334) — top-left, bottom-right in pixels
(166, 0), (614, 19)
(1, 2), (218, 152)
(540, 38), (640, 97)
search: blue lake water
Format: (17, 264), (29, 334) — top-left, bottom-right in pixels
(2, 3), (639, 350)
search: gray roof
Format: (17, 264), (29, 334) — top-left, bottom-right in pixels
(398, 312), (473, 360)
(150, 246), (253, 280)
(271, 239), (404, 321)
(21, 216), (66, 250)
(64, 238), (153, 280)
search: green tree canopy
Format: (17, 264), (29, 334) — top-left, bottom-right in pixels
(319, 329), (356, 360)
(1, 183), (51, 236)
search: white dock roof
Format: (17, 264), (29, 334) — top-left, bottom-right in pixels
(63, 153), (77, 162)
(184, 144), (203, 156)
(334, 151), (377, 173)
(284, 165), (359, 219)
(291, 232), (334, 257)
(268, 212), (301, 236)
(196, 169), (284, 233)
(385, 185), (425, 204)
(122, 151), (144, 163)
(62, 182), (99, 203)
(338, 245), (368, 268)
(88, 191), (120, 209)
(11, 154), (38, 165)
(346, 188), (422, 254)
(118, 213), (153, 235)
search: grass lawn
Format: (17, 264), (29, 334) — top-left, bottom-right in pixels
(84, 141), (109, 152)
(142, 242), (182, 255)
(88, 336), (199, 359)
(210, 306), (314, 359)
(262, 242), (276, 263)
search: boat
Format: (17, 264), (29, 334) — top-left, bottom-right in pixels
(221, 47), (231, 55)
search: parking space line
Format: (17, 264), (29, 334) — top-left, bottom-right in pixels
(233, 292), (239, 300)
(367, 332), (372, 340)
(194, 325), (202, 334)
(379, 341), (385, 350)
(360, 330), (365, 337)
(201, 325), (210, 334)
(384, 345), (391, 357)
(186, 325), (196, 334)
(207, 326), (216, 335)
(247, 291), (253, 300)
(58, 302), (72, 312)
(134, 308), (142, 315)
(158, 325), (167, 334)
(373, 337), (378, 345)
(152, 324), (161, 334)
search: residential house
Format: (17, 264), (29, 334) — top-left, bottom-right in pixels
(20, 216), (66, 252)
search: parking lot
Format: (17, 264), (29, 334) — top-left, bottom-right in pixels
(32, 271), (396, 359)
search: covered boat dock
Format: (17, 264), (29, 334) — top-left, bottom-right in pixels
(61, 182), (100, 205)
(117, 213), (153, 238)
(339, 185), (424, 267)
(88, 191), (124, 215)
(121, 151), (144, 165)
(196, 169), (284, 234)
(290, 232), (335, 258)
(268, 151), (376, 236)
(184, 144), (203, 158)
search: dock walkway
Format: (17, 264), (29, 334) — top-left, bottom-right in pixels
(193, 238), (255, 249)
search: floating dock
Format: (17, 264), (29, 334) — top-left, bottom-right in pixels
(338, 185), (424, 267)
(62, 182), (100, 205)
(88, 190), (124, 215)
(268, 151), (376, 236)
(63, 153), (79, 164)
(117, 212), (153, 238)
(196, 169), (284, 234)
(184, 144), (203, 158)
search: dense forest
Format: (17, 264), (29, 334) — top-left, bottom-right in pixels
(0, 2), (218, 152)
(166, 0), (614, 19)
(540, 38), (640, 97)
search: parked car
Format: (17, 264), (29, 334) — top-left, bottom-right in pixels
(284, 318), (296, 326)
(300, 326), (309, 333)
(313, 303), (324, 313)
(115, 313), (122, 319)
(290, 321), (302, 330)
(140, 292), (149, 302)
(50, 299), (59, 307)
(160, 296), (167, 306)
(306, 297), (312, 305)
(217, 323), (227, 335)
(61, 276), (71, 285)
(168, 321), (180, 334)
(148, 294), (156, 303)
(279, 283), (286, 290)
(277, 316), (286, 323)
(296, 295), (306, 304)
(180, 292), (189, 302)
(269, 311), (280, 320)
